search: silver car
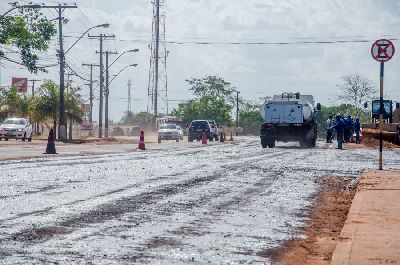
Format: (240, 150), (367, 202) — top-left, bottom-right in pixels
(0, 118), (33, 141)
(158, 123), (180, 143)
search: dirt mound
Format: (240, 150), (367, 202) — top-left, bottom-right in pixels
(361, 137), (398, 149)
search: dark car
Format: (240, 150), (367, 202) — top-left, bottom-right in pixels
(188, 120), (213, 142)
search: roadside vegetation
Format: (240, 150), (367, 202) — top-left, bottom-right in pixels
(0, 81), (84, 136)
(0, 3), (56, 72)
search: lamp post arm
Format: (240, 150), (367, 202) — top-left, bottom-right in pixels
(109, 52), (124, 68)
(3, 4), (42, 16)
(109, 64), (137, 85)
(64, 27), (95, 55)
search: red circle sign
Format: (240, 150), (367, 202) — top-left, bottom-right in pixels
(371, 39), (395, 62)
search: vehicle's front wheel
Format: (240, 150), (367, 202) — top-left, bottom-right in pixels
(22, 132), (26, 141)
(268, 140), (275, 148)
(5, 138), (9, 141)
(261, 135), (268, 148)
(158, 138), (161, 144)
(176, 139), (179, 142)
(28, 132), (32, 142)
(305, 130), (315, 148)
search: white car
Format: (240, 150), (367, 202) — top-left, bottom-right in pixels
(158, 123), (180, 143)
(0, 118), (33, 141)
(176, 125), (184, 140)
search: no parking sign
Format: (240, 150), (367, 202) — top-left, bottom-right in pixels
(371, 39), (395, 62)
(371, 39), (395, 170)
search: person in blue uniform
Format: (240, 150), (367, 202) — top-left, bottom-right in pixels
(335, 115), (345, 149)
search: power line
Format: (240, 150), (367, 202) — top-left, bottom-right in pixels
(61, 35), (399, 46)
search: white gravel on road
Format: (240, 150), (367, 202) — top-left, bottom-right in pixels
(0, 137), (399, 264)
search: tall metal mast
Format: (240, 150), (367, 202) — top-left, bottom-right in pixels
(148, 0), (168, 121)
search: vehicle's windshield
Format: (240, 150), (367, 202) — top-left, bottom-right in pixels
(2, 119), (25, 125)
(176, 126), (181, 130)
(160, 124), (176, 129)
(190, 121), (208, 129)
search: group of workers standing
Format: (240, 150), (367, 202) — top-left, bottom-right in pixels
(326, 115), (361, 149)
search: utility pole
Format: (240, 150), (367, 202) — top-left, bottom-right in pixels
(89, 34), (115, 138)
(28, 79), (41, 98)
(96, 50), (117, 138)
(39, 3), (78, 141)
(82, 63), (100, 128)
(127, 79), (132, 113)
(236, 91), (240, 128)
(154, 0), (160, 119)
(105, 51), (117, 138)
(29, 79), (41, 133)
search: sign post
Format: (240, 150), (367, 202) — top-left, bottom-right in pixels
(371, 39), (395, 170)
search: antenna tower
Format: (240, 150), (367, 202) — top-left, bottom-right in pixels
(147, 0), (168, 119)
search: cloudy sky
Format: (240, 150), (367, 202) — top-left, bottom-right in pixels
(1, 0), (400, 121)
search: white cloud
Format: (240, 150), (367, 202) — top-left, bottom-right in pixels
(1, 0), (400, 121)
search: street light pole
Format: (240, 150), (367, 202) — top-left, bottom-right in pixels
(89, 34), (115, 138)
(82, 63), (100, 130)
(236, 91), (240, 128)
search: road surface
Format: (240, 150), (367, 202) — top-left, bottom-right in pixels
(0, 137), (399, 264)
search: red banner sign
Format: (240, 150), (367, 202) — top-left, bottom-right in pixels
(12, 78), (28, 93)
(81, 123), (93, 131)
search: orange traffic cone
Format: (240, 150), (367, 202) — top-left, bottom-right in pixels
(202, 130), (207, 145)
(138, 130), (146, 150)
(44, 128), (57, 154)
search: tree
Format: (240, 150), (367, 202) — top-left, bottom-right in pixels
(186, 76), (236, 104)
(171, 76), (237, 126)
(0, 86), (29, 117)
(120, 111), (154, 127)
(238, 97), (270, 135)
(171, 95), (233, 126)
(65, 86), (85, 140)
(28, 80), (84, 137)
(1, 3), (56, 72)
(29, 80), (60, 133)
(337, 73), (377, 117)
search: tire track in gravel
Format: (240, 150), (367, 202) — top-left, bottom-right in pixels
(2, 142), (287, 245)
(107, 149), (313, 260)
(3, 169), (232, 243)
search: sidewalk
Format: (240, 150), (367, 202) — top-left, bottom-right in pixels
(331, 169), (400, 265)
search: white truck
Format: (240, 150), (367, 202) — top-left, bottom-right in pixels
(260, 92), (320, 148)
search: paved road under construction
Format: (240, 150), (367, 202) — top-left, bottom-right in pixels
(0, 137), (399, 264)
